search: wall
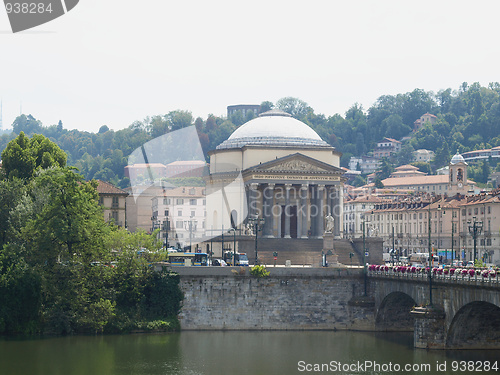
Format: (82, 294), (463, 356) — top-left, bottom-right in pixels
(177, 268), (374, 331)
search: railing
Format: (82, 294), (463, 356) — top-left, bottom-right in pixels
(368, 266), (500, 287)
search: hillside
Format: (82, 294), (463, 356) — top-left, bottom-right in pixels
(1, 82), (500, 188)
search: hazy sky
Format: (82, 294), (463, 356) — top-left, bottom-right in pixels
(1, 0), (499, 133)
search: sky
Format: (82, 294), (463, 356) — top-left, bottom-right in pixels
(1, 0), (500, 133)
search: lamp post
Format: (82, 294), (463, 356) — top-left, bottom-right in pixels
(162, 219), (170, 249)
(437, 204), (441, 264)
(468, 216), (483, 265)
(248, 216), (265, 265)
(445, 208), (456, 265)
(229, 227), (237, 266)
(362, 214), (367, 296)
(428, 199), (433, 306)
(184, 215), (196, 252)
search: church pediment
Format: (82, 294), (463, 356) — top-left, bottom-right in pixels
(248, 153), (344, 175)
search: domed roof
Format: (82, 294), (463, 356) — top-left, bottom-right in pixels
(216, 109), (331, 150)
(450, 150), (467, 165)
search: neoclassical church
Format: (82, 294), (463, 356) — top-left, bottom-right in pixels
(206, 109), (345, 239)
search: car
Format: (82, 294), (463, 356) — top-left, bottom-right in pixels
(210, 259), (227, 267)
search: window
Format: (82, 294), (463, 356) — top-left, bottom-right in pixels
(178, 210), (182, 217)
(176, 198), (184, 205)
(190, 199), (197, 205)
(474, 207), (478, 215)
(488, 206), (491, 214)
(176, 220), (183, 229)
(191, 210), (196, 217)
(163, 198), (171, 205)
(189, 188), (196, 195)
(112, 196), (119, 208)
(164, 210), (169, 217)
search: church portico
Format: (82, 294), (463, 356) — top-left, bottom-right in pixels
(242, 178), (343, 239)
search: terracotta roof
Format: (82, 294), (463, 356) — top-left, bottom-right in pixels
(395, 164), (419, 171)
(96, 180), (129, 195)
(381, 175), (448, 187)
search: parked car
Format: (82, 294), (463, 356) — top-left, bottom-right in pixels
(210, 259), (227, 267)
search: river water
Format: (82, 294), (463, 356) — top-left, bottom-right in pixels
(0, 331), (498, 375)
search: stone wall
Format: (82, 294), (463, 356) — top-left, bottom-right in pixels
(177, 268), (374, 330)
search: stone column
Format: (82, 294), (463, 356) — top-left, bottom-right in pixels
(284, 184), (292, 238)
(300, 184), (309, 238)
(309, 185), (317, 237)
(263, 183), (275, 237)
(333, 185), (341, 238)
(318, 185), (325, 236)
(248, 183), (259, 219)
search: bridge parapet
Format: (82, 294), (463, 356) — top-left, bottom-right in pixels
(368, 267), (500, 288)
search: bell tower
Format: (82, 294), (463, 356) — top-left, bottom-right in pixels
(449, 150), (468, 194)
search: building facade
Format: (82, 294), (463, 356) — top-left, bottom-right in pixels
(207, 109), (345, 242)
(151, 186), (206, 250)
(96, 180), (128, 227)
(373, 138), (402, 159)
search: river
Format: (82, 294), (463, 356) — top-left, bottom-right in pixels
(0, 331), (498, 375)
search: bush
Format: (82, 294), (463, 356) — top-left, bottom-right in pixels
(250, 265), (270, 278)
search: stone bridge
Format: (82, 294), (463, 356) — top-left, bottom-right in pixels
(175, 267), (500, 349)
(368, 269), (500, 349)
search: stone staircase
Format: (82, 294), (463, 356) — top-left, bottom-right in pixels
(251, 237), (362, 267)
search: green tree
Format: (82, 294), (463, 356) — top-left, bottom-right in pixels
(11, 114), (42, 135)
(25, 168), (109, 265)
(1, 132), (66, 180)
(276, 97), (311, 120)
(167, 110), (193, 131)
(260, 101), (274, 113)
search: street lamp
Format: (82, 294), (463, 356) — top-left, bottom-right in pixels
(162, 219), (170, 249)
(361, 214), (367, 296)
(248, 216), (265, 265)
(468, 216), (483, 265)
(184, 215), (197, 252)
(428, 199), (433, 306)
(229, 227), (237, 266)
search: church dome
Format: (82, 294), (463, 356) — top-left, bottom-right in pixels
(216, 109), (331, 150)
(450, 151), (467, 165)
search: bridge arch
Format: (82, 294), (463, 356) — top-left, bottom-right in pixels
(376, 292), (416, 331)
(446, 301), (500, 349)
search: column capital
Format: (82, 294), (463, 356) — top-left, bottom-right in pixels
(285, 183), (292, 191)
(267, 183), (275, 189)
(301, 183), (309, 191)
(249, 183), (259, 190)
(318, 184), (326, 190)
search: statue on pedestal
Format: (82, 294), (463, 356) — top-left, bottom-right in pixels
(325, 214), (335, 233)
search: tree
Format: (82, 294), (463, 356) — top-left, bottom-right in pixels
(377, 158), (394, 180)
(1, 132), (67, 181)
(0, 179), (26, 247)
(98, 125), (109, 134)
(167, 110), (193, 132)
(276, 97), (311, 120)
(11, 114), (42, 135)
(260, 101), (274, 113)
(25, 168), (109, 265)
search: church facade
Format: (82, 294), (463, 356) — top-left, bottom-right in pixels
(206, 109), (345, 239)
